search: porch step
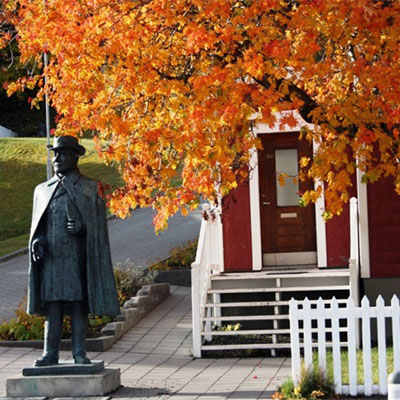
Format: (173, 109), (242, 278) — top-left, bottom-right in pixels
(205, 299), (349, 308)
(208, 285), (350, 294)
(211, 270), (350, 280)
(203, 314), (289, 321)
(198, 267), (352, 356)
(201, 341), (350, 352)
(201, 343), (291, 351)
(202, 329), (290, 336)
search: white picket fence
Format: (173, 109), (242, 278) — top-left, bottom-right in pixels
(290, 295), (400, 397)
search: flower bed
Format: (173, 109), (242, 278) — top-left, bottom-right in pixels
(0, 283), (170, 352)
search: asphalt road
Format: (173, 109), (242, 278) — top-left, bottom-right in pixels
(0, 207), (201, 323)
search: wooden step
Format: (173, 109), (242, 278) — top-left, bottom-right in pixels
(208, 285), (350, 294)
(201, 343), (291, 350)
(205, 301), (289, 307)
(201, 329), (290, 336)
(202, 326), (349, 335)
(211, 270), (350, 281)
(203, 314), (289, 322)
(199, 342), (349, 351)
(205, 299), (350, 308)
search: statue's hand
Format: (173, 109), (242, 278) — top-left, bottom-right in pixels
(67, 219), (85, 235)
(31, 238), (45, 262)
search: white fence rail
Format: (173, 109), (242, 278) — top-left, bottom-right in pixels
(290, 295), (400, 397)
(191, 204), (223, 358)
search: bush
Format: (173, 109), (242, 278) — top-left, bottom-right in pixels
(149, 241), (197, 271)
(272, 367), (335, 400)
(0, 265), (155, 341)
(113, 263), (157, 306)
(0, 302), (45, 341)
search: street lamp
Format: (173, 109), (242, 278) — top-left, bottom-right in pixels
(43, 51), (52, 180)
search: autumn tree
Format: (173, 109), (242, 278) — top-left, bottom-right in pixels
(0, 2), (49, 135)
(3, 0), (400, 228)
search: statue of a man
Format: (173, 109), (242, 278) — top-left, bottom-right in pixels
(28, 136), (120, 366)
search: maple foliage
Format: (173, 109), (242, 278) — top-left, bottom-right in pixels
(2, 0), (400, 228)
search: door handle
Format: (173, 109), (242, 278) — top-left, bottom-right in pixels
(262, 201), (271, 206)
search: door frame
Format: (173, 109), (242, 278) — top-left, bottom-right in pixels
(249, 112), (327, 270)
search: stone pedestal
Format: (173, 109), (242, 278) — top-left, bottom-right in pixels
(6, 360), (120, 397)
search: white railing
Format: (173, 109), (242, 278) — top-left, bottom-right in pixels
(290, 295), (400, 397)
(191, 204), (223, 358)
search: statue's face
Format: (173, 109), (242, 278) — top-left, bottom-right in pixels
(52, 148), (79, 175)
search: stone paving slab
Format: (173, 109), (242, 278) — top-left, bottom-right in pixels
(0, 286), (291, 400)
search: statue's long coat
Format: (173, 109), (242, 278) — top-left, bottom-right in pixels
(28, 172), (120, 317)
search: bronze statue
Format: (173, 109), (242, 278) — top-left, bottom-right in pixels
(28, 136), (120, 366)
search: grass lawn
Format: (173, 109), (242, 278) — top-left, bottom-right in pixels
(314, 347), (394, 385)
(0, 137), (123, 256)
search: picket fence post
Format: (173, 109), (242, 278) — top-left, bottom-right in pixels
(316, 297), (326, 380)
(361, 296), (373, 396)
(330, 297), (342, 394)
(346, 297), (358, 396)
(289, 298), (301, 386)
(392, 296), (400, 373)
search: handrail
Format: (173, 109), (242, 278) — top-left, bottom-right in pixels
(191, 204), (223, 358)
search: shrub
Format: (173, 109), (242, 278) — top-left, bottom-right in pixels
(0, 301), (45, 341)
(0, 265), (155, 341)
(149, 241), (197, 271)
(113, 263), (157, 306)
(273, 367), (335, 400)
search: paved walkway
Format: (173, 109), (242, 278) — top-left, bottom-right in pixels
(0, 286), (291, 399)
(0, 207), (202, 323)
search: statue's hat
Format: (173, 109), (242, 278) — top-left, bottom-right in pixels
(47, 136), (86, 156)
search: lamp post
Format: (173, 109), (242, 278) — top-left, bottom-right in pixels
(43, 51), (52, 180)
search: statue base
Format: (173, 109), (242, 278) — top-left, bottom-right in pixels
(22, 359), (105, 376)
(6, 360), (120, 397)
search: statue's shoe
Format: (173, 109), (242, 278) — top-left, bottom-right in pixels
(34, 354), (59, 367)
(74, 355), (91, 364)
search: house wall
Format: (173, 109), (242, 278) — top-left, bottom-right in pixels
(325, 207), (351, 267)
(367, 177), (400, 278)
(222, 180), (253, 271)
(324, 151), (358, 268)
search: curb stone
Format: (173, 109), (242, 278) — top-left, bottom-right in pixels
(153, 269), (191, 287)
(0, 247), (29, 263)
(0, 283), (170, 352)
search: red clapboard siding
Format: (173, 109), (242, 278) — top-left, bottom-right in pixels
(222, 181), (253, 271)
(368, 177), (400, 278)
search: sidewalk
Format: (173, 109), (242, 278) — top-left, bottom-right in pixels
(0, 286), (291, 399)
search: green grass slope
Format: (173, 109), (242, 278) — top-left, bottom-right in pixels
(0, 138), (123, 256)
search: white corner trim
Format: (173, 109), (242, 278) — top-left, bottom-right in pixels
(249, 147), (263, 271)
(357, 167), (370, 278)
(313, 140), (327, 268)
(314, 180), (327, 268)
(217, 213), (225, 273)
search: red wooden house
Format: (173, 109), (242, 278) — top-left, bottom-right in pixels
(191, 111), (400, 357)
